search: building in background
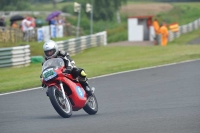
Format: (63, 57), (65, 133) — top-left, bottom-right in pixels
(128, 16), (155, 42)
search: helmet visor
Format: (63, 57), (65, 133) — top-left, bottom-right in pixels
(44, 49), (56, 57)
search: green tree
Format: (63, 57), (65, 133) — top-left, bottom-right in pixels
(0, 0), (30, 11)
(75, 0), (127, 21)
(94, 0), (127, 21)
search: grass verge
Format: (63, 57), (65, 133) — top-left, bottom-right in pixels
(0, 36), (75, 56)
(0, 45), (200, 93)
(168, 27), (200, 45)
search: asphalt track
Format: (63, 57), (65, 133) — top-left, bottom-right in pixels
(0, 60), (200, 133)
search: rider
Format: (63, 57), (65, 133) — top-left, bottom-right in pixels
(42, 40), (93, 96)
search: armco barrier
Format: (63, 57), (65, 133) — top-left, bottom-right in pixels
(0, 45), (31, 68)
(0, 31), (107, 68)
(56, 31), (107, 55)
(158, 18), (200, 44)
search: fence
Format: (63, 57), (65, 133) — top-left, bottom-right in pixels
(159, 18), (200, 44)
(0, 27), (23, 42)
(0, 45), (31, 68)
(56, 31), (107, 55)
(0, 31), (107, 68)
(0, 24), (82, 43)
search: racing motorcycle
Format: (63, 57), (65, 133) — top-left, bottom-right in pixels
(41, 57), (98, 118)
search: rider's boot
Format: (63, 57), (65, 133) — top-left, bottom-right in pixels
(79, 70), (93, 96)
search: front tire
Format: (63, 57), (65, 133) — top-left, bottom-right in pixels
(83, 94), (98, 115)
(48, 86), (72, 118)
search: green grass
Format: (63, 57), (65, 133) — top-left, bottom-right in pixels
(157, 2), (200, 25)
(1, 2), (200, 93)
(30, 36), (75, 55)
(28, 2), (73, 11)
(168, 26), (200, 45)
(107, 2), (200, 43)
(2, 2), (200, 47)
(0, 44), (200, 93)
(0, 36), (74, 56)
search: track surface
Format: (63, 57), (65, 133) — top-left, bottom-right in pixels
(0, 60), (200, 133)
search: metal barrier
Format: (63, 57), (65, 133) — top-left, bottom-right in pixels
(56, 31), (107, 55)
(168, 18), (200, 42)
(0, 31), (107, 68)
(0, 45), (31, 68)
(158, 18), (200, 44)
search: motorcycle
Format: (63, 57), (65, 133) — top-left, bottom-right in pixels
(41, 57), (98, 118)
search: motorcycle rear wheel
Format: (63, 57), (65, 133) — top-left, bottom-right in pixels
(83, 94), (98, 115)
(48, 86), (72, 118)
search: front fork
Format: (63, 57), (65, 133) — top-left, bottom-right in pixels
(59, 81), (66, 100)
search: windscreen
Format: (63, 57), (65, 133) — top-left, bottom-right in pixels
(42, 58), (65, 71)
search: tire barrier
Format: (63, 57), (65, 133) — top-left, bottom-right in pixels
(0, 45), (31, 68)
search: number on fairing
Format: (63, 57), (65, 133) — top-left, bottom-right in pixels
(43, 68), (57, 81)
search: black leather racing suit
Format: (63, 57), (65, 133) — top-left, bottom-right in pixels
(42, 50), (92, 95)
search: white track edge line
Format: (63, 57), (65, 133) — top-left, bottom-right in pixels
(90, 58), (200, 79)
(1, 58), (200, 96)
(0, 87), (42, 96)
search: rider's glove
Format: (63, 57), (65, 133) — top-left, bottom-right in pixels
(71, 60), (75, 66)
(63, 66), (73, 74)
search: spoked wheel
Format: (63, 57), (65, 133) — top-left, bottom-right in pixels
(48, 86), (72, 118)
(83, 94), (98, 115)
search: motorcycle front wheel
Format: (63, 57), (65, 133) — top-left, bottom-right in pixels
(83, 94), (98, 115)
(48, 86), (72, 118)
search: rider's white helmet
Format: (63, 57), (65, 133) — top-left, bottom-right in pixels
(43, 40), (59, 59)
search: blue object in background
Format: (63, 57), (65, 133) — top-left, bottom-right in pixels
(37, 28), (44, 42)
(51, 25), (57, 38)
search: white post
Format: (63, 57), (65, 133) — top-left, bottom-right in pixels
(74, 2), (81, 38)
(90, 0), (93, 35)
(86, 2), (93, 35)
(116, 11), (121, 24)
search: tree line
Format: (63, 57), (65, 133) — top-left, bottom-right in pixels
(0, 0), (127, 21)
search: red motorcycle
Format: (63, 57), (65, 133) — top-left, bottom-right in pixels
(41, 58), (98, 118)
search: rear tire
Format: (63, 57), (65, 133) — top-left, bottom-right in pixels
(48, 86), (72, 118)
(83, 94), (98, 115)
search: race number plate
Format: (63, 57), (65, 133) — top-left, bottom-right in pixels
(43, 68), (57, 81)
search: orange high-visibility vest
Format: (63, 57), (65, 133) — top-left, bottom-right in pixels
(160, 25), (169, 46)
(153, 20), (160, 35)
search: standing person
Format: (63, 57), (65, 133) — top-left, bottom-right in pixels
(28, 17), (36, 38)
(0, 16), (6, 31)
(57, 15), (63, 25)
(50, 17), (57, 25)
(29, 17), (36, 28)
(0, 17), (6, 27)
(153, 18), (160, 45)
(11, 21), (19, 29)
(159, 21), (169, 46)
(21, 16), (31, 41)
